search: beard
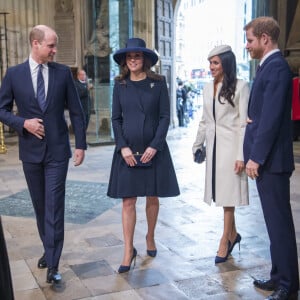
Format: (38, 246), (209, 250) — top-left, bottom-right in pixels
(249, 46), (264, 60)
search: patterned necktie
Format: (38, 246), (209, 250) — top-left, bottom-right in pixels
(37, 64), (46, 111)
(256, 64), (261, 75)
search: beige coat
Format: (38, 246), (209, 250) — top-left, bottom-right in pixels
(193, 79), (249, 206)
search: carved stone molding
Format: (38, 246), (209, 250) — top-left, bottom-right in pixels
(54, 0), (76, 65)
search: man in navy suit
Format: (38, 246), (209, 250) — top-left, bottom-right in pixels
(243, 17), (299, 300)
(0, 25), (87, 284)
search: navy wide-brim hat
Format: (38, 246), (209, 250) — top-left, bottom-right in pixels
(113, 38), (158, 66)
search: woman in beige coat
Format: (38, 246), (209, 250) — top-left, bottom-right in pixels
(193, 45), (249, 264)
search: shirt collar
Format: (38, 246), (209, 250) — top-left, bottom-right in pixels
(259, 49), (280, 67)
(29, 55), (48, 70)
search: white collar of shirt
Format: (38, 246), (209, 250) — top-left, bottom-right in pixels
(29, 55), (48, 71)
(259, 49), (280, 67)
(29, 55), (49, 97)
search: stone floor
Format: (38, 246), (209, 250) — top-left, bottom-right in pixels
(1, 116), (300, 300)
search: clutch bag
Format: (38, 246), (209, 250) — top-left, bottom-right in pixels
(132, 153), (152, 167)
(194, 146), (206, 164)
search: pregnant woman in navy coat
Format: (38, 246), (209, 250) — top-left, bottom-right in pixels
(107, 38), (180, 273)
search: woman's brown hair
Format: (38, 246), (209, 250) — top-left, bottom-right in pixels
(115, 55), (163, 82)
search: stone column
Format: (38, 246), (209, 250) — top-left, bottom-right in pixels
(54, 0), (76, 66)
(133, 0), (155, 49)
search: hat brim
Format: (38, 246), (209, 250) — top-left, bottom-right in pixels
(113, 47), (158, 66)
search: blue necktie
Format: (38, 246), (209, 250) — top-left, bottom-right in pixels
(37, 64), (46, 111)
(256, 64), (261, 75)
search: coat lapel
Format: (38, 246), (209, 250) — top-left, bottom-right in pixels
(248, 52), (281, 112)
(23, 61), (35, 99)
(45, 63), (55, 111)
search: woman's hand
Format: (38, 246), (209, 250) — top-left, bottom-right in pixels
(121, 147), (136, 167)
(141, 147), (157, 163)
(234, 160), (245, 174)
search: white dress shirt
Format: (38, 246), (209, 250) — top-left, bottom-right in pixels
(29, 55), (49, 98)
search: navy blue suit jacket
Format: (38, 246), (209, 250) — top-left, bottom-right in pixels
(0, 60), (87, 162)
(243, 52), (294, 173)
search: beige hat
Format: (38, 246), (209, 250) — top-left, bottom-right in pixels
(207, 45), (232, 59)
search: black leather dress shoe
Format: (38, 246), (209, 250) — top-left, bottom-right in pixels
(37, 253), (47, 269)
(265, 287), (297, 300)
(46, 268), (62, 284)
(254, 278), (278, 291)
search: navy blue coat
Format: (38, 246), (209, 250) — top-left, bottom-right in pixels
(107, 77), (180, 198)
(243, 52), (294, 173)
(0, 60), (87, 162)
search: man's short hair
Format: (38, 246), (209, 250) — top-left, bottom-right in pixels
(244, 16), (280, 42)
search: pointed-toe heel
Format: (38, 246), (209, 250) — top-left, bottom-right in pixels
(215, 240), (231, 264)
(229, 233), (241, 254)
(118, 247), (137, 273)
(215, 255), (227, 264)
(118, 264), (131, 273)
(146, 235), (157, 257)
(147, 249), (157, 257)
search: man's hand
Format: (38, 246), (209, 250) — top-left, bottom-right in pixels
(24, 118), (45, 139)
(246, 159), (260, 179)
(73, 149), (85, 166)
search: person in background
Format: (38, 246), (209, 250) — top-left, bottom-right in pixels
(107, 38), (180, 273)
(176, 80), (187, 127)
(243, 17), (299, 300)
(193, 45), (249, 264)
(74, 69), (92, 131)
(0, 25), (86, 284)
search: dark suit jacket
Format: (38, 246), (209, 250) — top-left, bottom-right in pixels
(0, 60), (87, 162)
(74, 79), (91, 124)
(243, 51), (294, 173)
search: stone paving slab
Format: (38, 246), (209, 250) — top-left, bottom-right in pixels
(0, 181), (121, 224)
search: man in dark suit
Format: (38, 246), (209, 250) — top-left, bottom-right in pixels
(243, 17), (299, 300)
(74, 69), (92, 131)
(0, 25), (87, 284)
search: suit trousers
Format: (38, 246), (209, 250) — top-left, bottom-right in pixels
(256, 170), (299, 293)
(22, 151), (69, 269)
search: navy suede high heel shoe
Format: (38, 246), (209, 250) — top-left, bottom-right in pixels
(146, 235), (157, 257)
(118, 247), (137, 273)
(147, 249), (157, 257)
(229, 233), (241, 254)
(215, 241), (231, 264)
